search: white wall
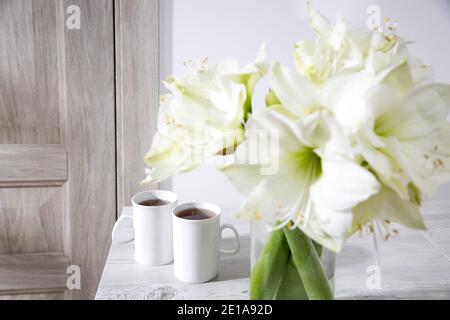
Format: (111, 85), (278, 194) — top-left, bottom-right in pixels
(160, 0), (450, 206)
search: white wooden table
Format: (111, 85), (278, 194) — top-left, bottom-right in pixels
(96, 201), (450, 300)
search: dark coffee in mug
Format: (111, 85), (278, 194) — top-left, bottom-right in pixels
(176, 208), (216, 220)
(138, 199), (170, 207)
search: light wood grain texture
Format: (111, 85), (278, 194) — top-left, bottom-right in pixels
(422, 214), (450, 261)
(0, 0), (117, 300)
(0, 187), (63, 253)
(0, 252), (69, 295)
(61, 0), (116, 299)
(0, 0), (60, 144)
(115, 0), (160, 211)
(0, 0), (67, 299)
(335, 223), (450, 299)
(96, 206), (450, 300)
(0, 292), (65, 300)
(0, 145), (67, 187)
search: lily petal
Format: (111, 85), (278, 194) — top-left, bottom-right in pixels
(321, 73), (376, 130)
(376, 84), (450, 140)
(352, 185), (426, 232)
(310, 158), (380, 213)
(269, 62), (320, 117)
(300, 205), (353, 253)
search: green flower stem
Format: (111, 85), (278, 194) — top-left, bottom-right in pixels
(313, 240), (323, 257)
(249, 229), (289, 299)
(283, 227), (334, 300)
(273, 254), (309, 300)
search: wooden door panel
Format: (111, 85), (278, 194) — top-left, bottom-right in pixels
(0, 187), (63, 253)
(0, 0), (60, 144)
(0, 252), (69, 295)
(0, 292), (65, 300)
(0, 2), (67, 299)
(0, 0), (116, 299)
(0, 0), (158, 299)
(0, 145), (67, 187)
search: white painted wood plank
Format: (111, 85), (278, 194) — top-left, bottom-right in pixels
(336, 225), (450, 300)
(96, 207), (450, 300)
(422, 213), (450, 261)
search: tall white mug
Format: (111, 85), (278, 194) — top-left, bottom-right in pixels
(111, 190), (177, 266)
(173, 202), (240, 283)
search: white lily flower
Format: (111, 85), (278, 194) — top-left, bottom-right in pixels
(143, 49), (267, 184)
(294, 3), (371, 85)
(269, 62), (379, 132)
(222, 109), (380, 252)
(354, 79), (450, 199)
(216, 43), (268, 119)
(365, 32), (408, 77)
(246, 60), (446, 248)
(295, 2), (422, 89)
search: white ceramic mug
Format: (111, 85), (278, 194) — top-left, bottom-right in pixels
(173, 202), (240, 283)
(111, 190), (177, 266)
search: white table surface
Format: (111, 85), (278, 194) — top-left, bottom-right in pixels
(96, 202), (450, 300)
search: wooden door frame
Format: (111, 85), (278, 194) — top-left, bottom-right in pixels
(114, 0), (160, 213)
(0, 0), (160, 299)
(62, 0), (117, 299)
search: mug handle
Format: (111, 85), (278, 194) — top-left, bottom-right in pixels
(111, 215), (134, 245)
(219, 224), (240, 255)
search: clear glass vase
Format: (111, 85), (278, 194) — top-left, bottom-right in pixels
(250, 220), (336, 300)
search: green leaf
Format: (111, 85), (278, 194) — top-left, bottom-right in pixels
(283, 227), (334, 300)
(249, 229), (289, 300)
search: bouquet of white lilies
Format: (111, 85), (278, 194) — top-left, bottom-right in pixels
(144, 4), (450, 300)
